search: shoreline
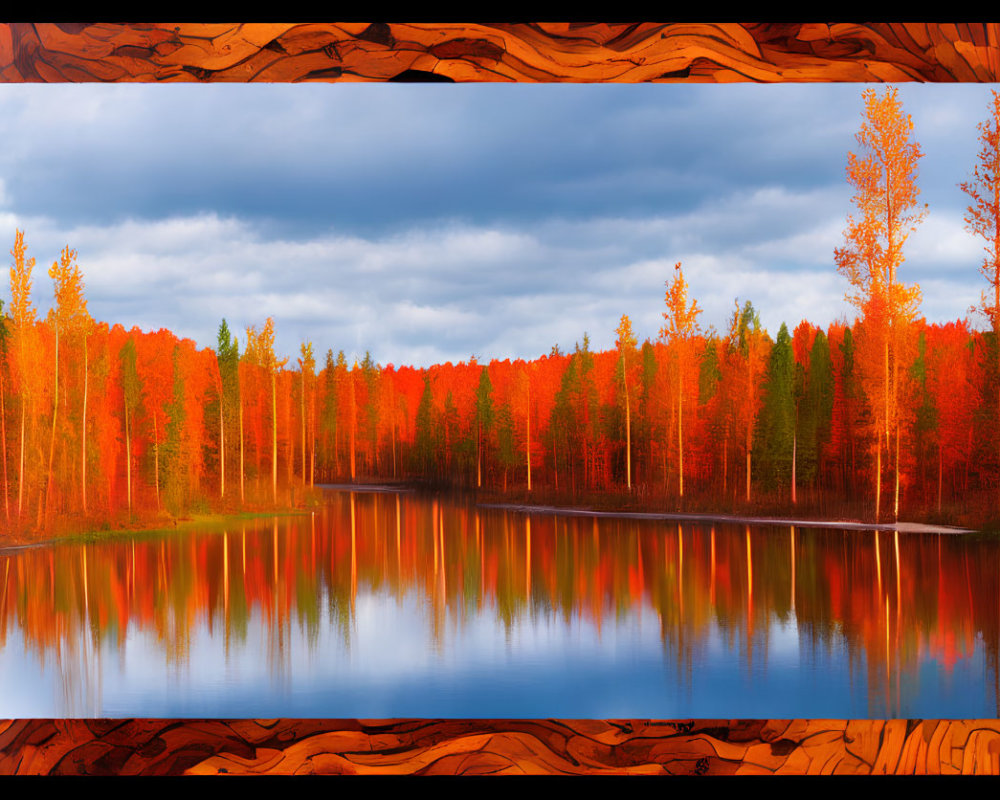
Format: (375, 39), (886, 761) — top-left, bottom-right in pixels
(0, 508), (315, 555)
(475, 502), (977, 534)
(0, 482), (984, 553)
(319, 483), (982, 535)
(317, 482), (415, 494)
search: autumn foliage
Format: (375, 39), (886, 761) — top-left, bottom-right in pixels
(3, 89), (1000, 537)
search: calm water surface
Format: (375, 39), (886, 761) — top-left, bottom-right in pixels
(1, 488), (998, 718)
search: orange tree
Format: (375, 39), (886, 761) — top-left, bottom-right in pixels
(658, 262), (702, 500)
(834, 87), (925, 520)
(614, 314), (638, 490)
(961, 90), (1000, 495)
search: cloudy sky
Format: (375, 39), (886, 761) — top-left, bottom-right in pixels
(0, 82), (993, 367)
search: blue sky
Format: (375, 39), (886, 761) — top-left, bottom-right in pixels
(0, 82), (993, 367)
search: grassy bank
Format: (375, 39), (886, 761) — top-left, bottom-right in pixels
(67, 508), (315, 544)
(0, 487), (328, 549)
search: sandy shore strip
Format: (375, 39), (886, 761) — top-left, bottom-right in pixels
(318, 483), (415, 494)
(475, 503), (976, 534)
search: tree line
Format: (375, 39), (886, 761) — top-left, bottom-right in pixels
(2, 87), (1000, 534)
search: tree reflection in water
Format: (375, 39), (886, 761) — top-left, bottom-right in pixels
(0, 489), (996, 718)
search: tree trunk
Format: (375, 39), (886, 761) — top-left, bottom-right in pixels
(745, 446), (751, 503)
(301, 374), (306, 485)
(81, 334), (88, 515)
(45, 321), (58, 520)
(219, 390), (225, 500)
(894, 421), (900, 519)
(239, 395), (245, 504)
(677, 364), (683, 499)
(0, 371), (7, 521)
(285, 378), (292, 491)
(349, 377), (356, 481)
(272, 370), (278, 504)
(125, 401), (132, 514)
(938, 441), (943, 514)
(883, 336), (889, 521)
(875, 435), (881, 522)
(792, 425), (797, 505)
(154, 411), (160, 512)
(17, 400), (24, 518)
(526, 380), (531, 492)
(624, 369), (631, 491)
(553, 436), (558, 492)
(723, 434), (728, 497)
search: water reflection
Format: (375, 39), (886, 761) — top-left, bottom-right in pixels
(0, 489), (998, 718)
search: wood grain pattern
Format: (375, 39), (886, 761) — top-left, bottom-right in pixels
(0, 23), (997, 83)
(3, 718), (1000, 775)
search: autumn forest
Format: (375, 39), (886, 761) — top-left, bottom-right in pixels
(2, 87), (1000, 538)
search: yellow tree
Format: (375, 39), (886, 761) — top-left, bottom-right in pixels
(960, 89), (1000, 492)
(834, 86), (925, 520)
(0, 299), (7, 522)
(658, 262), (702, 499)
(298, 341), (315, 486)
(256, 318), (288, 504)
(349, 359), (358, 480)
(9, 230), (36, 519)
(963, 90), (1000, 332)
(46, 246), (89, 519)
(615, 314), (637, 490)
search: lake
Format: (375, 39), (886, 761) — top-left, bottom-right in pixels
(0, 488), (997, 718)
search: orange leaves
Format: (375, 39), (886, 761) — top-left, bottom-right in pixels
(297, 341), (315, 378)
(960, 90), (1000, 331)
(792, 321), (818, 368)
(513, 360), (533, 421)
(615, 314), (637, 355)
(47, 245), (88, 333)
(245, 317), (288, 373)
(258, 317), (288, 373)
(243, 323), (259, 365)
(615, 313), (638, 399)
(835, 87), (925, 319)
(659, 262), (702, 344)
(8, 229), (35, 328)
(834, 88), (927, 517)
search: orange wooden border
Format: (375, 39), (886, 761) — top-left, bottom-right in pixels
(4, 718), (1000, 775)
(1, 21), (999, 776)
(0, 23), (997, 83)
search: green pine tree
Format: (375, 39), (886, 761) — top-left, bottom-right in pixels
(414, 375), (437, 477)
(799, 329), (834, 486)
(161, 345), (186, 515)
(754, 322), (794, 492)
(496, 401), (518, 491)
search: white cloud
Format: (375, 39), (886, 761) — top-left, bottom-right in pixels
(3, 194), (986, 369)
(0, 82), (993, 367)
